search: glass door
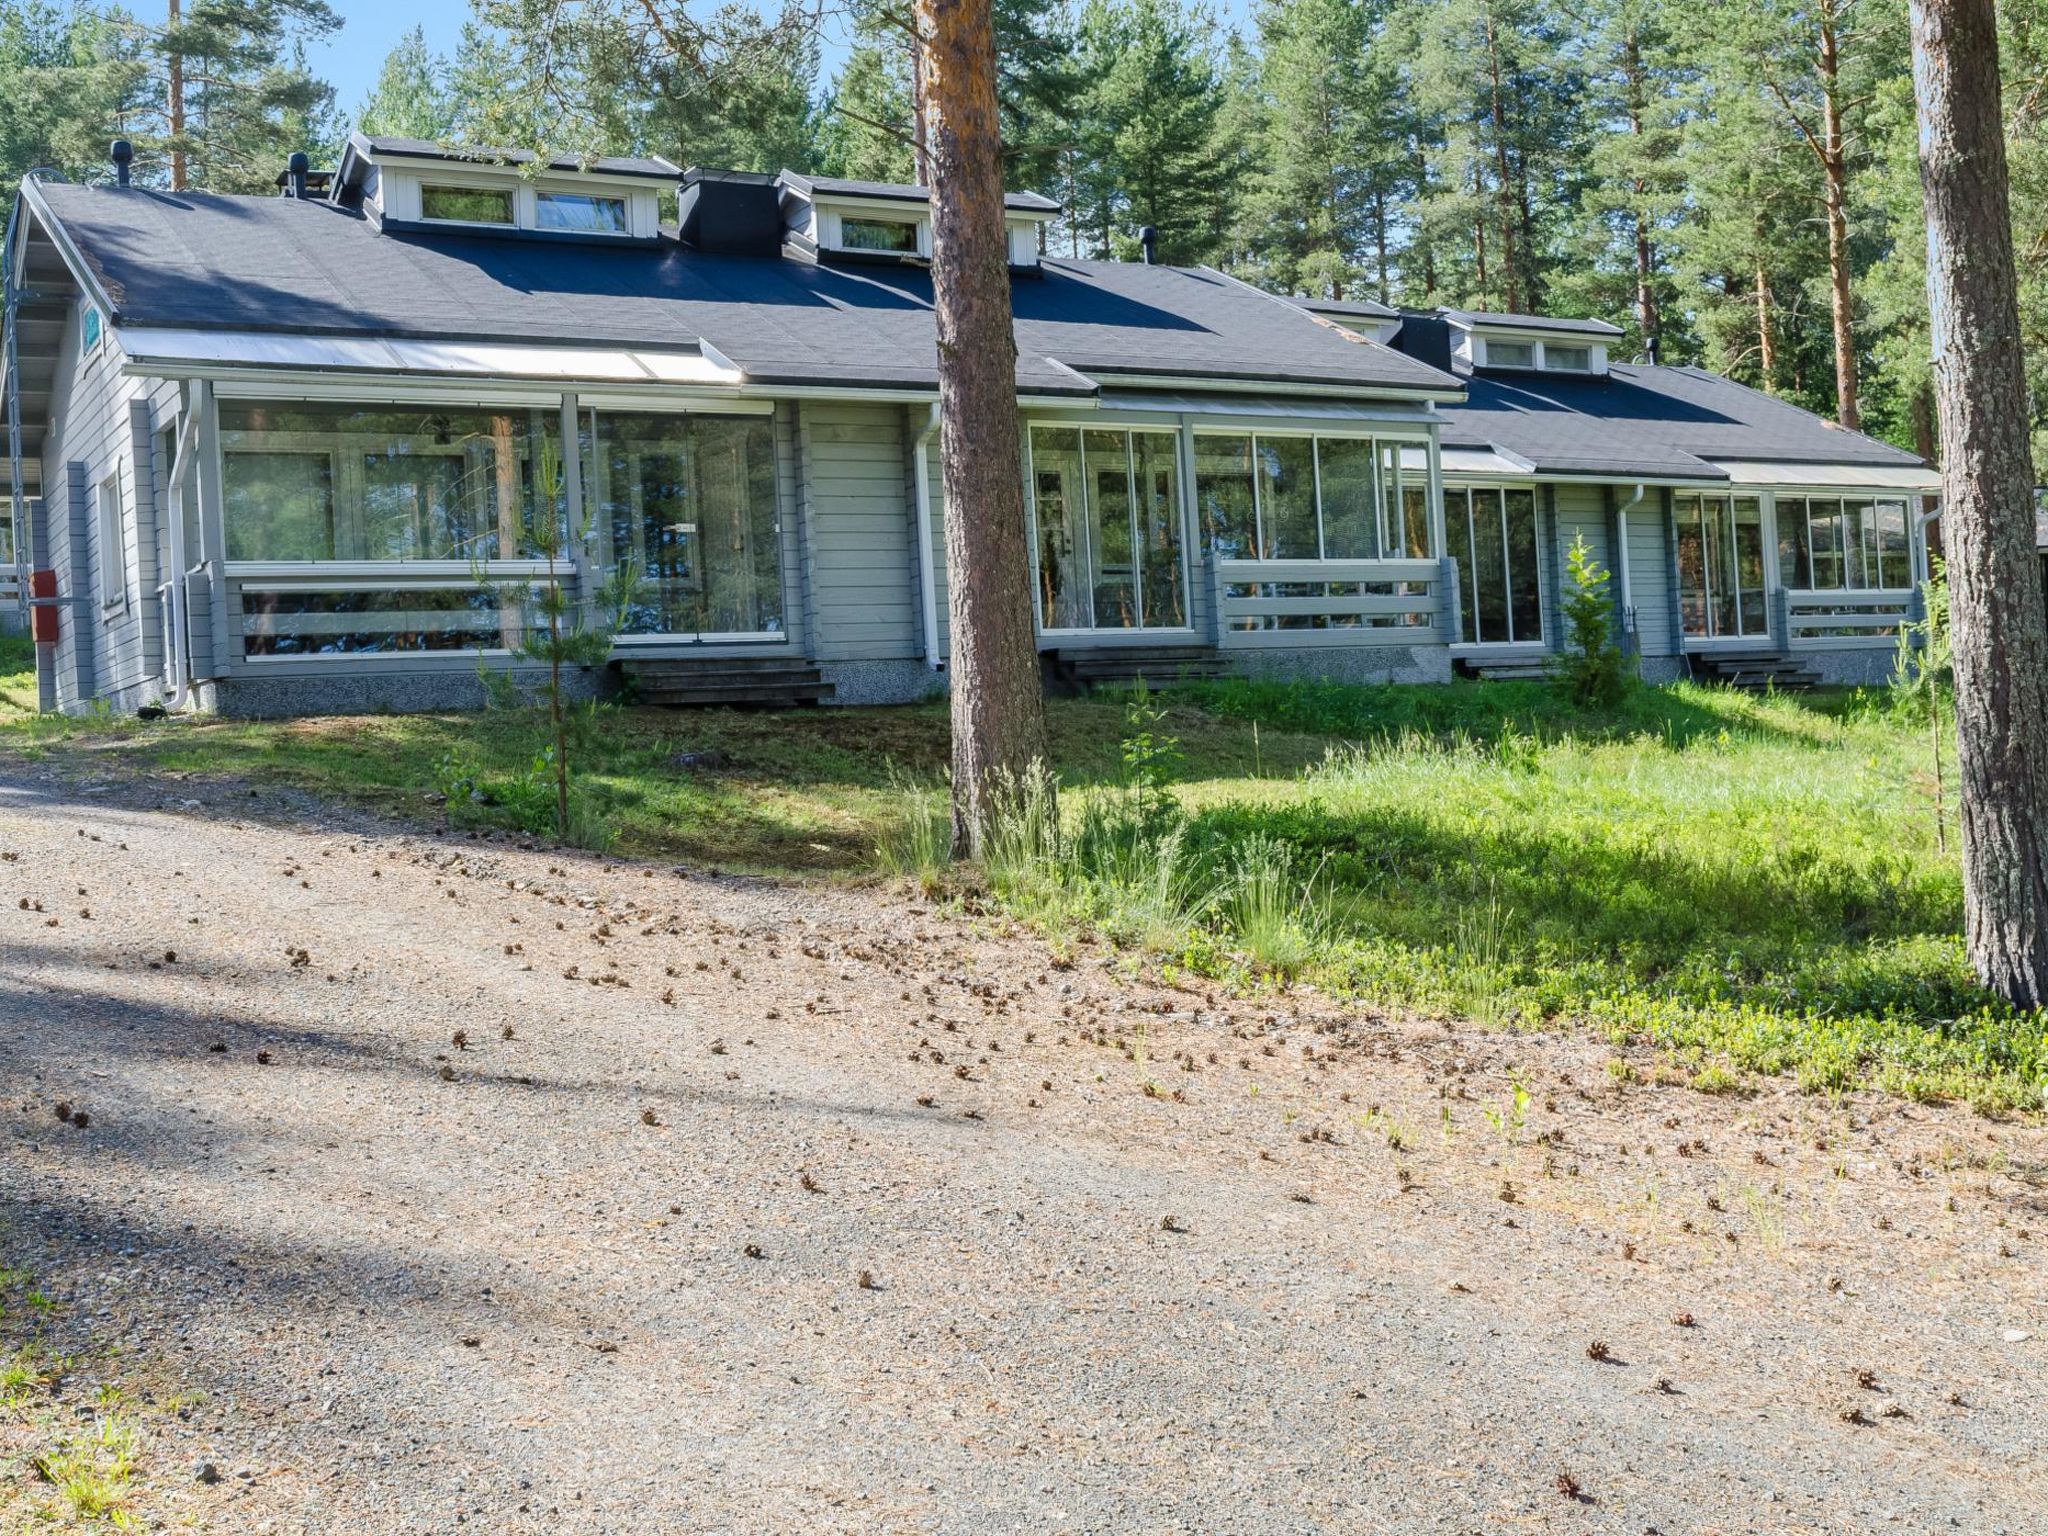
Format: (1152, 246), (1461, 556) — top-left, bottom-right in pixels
(1676, 492), (1770, 641)
(1442, 486), (1543, 644)
(584, 410), (784, 639)
(1030, 426), (1186, 631)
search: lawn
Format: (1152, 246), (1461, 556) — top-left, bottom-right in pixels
(2, 637), (2039, 1113)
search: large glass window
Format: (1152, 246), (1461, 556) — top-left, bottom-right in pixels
(1676, 492), (1770, 639)
(536, 192), (627, 234)
(841, 217), (919, 253)
(220, 402), (563, 562)
(584, 410), (783, 636)
(1028, 426), (1185, 630)
(1443, 486), (1542, 645)
(1193, 436), (1259, 559)
(420, 185), (513, 225)
(1191, 432), (1419, 564)
(1777, 496), (1913, 592)
(1315, 438), (1380, 560)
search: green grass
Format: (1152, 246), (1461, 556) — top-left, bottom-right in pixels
(2, 661), (2039, 1112)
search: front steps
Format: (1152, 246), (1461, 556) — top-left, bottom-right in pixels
(1043, 643), (1230, 695)
(1691, 651), (1822, 692)
(1453, 655), (1553, 683)
(618, 656), (834, 708)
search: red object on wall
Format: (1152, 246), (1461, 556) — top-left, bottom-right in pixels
(29, 569), (58, 643)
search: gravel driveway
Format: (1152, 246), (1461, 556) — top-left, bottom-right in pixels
(2, 763), (2045, 1535)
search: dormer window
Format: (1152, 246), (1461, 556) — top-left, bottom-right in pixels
(841, 216), (919, 254)
(1545, 344), (1591, 372)
(420, 184), (513, 226)
(1487, 340), (1534, 368)
(536, 191), (628, 234)
(334, 134), (676, 243)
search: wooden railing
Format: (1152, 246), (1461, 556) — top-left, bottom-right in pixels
(1782, 586), (1916, 647)
(1211, 557), (1455, 647)
(222, 561), (559, 660)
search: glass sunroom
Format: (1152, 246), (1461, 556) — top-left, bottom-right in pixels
(211, 394), (789, 663)
(1019, 412), (1451, 647)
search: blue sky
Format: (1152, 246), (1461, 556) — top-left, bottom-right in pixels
(137, 0), (1255, 132)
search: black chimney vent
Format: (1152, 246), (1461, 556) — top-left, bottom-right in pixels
(110, 139), (132, 188)
(1137, 225), (1158, 265)
(1390, 311), (1455, 374)
(679, 167), (784, 258)
(285, 151), (309, 200)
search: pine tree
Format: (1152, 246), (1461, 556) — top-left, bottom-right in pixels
(357, 25), (452, 141)
(129, 0), (343, 192)
(0, 0), (139, 201)
(1070, 0), (1233, 264)
(1239, 0), (1399, 300)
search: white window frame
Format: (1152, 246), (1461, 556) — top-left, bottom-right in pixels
(1024, 421), (1198, 637)
(1440, 480), (1547, 648)
(96, 465), (128, 611)
(535, 190), (629, 236)
(416, 181), (517, 229)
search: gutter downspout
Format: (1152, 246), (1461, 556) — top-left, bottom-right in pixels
(1913, 502), (1942, 587)
(912, 402), (941, 669)
(1614, 482), (1645, 641)
(160, 380), (206, 711)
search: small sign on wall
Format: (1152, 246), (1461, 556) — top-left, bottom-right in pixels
(81, 304), (102, 355)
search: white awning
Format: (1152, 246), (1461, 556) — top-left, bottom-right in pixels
(1426, 446), (1537, 477)
(1708, 458), (1942, 492)
(1090, 389), (1436, 425)
(114, 327), (744, 387)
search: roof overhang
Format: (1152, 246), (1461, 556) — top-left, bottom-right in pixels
(115, 327), (744, 388)
(1707, 458), (1942, 492)
(1071, 367), (1462, 405)
(1080, 388), (1436, 430)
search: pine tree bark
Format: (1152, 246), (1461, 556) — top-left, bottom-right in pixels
(915, 0), (1050, 857)
(167, 0), (187, 191)
(1817, 5), (1858, 429)
(1910, 0), (2048, 1006)
(1752, 254), (1777, 392)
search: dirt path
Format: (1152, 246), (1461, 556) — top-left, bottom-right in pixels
(1, 764), (2044, 1535)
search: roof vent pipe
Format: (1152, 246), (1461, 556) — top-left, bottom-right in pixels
(286, 151), (309, 199)
(1137, 226), (1157, 265)
(110, 139), (132, 187)
(1644, 333), (1659, 366)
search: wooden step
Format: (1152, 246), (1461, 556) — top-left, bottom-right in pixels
(1693, 652), (1821, 692)
(1454, 656), (1553, 682)
(1045, 644), (1229, 693)
(618, 657), (832, 708)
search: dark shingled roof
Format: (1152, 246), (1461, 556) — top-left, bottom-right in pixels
(1443, 308), (1626, 338)
(1437, 365), (1926, 479)
(778, 171), (1061, 214)
(31, 183), (1457, 397)
(1299, 296), (1398, 320)
(351, 134), (682, 181)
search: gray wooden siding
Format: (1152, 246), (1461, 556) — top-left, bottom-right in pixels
(1547, 481), (1610, 649)
(1628, 489), (1677, 657)
(797, 400), (920, 662)
(35, 296), (181, 707)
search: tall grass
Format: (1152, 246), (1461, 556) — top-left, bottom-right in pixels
(944, 680), (2044, 1111)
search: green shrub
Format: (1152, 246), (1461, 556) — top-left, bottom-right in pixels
(1552, 535), (1631, 708)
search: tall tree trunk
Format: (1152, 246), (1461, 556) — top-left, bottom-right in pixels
(1624, 34), (1659, 349)
(909, 31), (932, 186)
(916, 0), (1049, 857)
(1371, 186), (1389, 302)
(1910, 0), (2048, 1006)
(1752, 255), (1777, 392)
(1818, 6), (1859, 428)
(1480, 5), (1521, 312)
(167, 0), (187, 191)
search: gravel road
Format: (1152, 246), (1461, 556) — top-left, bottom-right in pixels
(2, 763), (2045, 1535)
